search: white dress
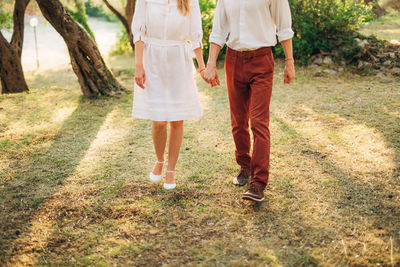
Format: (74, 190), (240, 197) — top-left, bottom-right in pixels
(131, 0), (203, 121)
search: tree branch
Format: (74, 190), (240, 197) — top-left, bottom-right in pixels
(102, 0), (134, 50)
(11, 0), (30, 57)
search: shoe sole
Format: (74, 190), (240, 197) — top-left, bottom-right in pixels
(242, 194), (265, 202)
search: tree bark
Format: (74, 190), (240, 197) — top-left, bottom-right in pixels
(364, 0), (386, 17)
(0, 0), (30, 94)
(102, 0), (135, 50)
(36, 0), (124, 97)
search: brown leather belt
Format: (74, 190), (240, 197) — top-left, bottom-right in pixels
(227, 46), (271, 59)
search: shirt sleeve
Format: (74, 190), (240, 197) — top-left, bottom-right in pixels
(270, 0), (294, 42)
(131, 0), (147, 43)
(209, 0), (229, 47)
(190, 0), (203, 50)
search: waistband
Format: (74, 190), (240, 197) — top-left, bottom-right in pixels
(146, 38), (195, 60)
(227, 46), (271, 59)
(146, 38), (188, 46)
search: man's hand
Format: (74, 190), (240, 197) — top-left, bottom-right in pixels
(201, 64), (220, 87)
(135, 64), (146, 89)
(284, 59), (295, 84)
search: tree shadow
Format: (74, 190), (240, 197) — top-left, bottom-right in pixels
(270, 113), (400, 265)
(0, 95), (117, 265)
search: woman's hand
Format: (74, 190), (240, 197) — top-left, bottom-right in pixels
(201, 64), (220, 88)
(135, 64), (146, 89)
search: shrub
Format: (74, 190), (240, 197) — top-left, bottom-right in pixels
(274, 0), (374, 65)
(110, 26), (133, 56)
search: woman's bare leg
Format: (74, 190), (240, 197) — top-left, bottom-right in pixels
(166, 120), (184, 184)
(152, 121), (168, 175)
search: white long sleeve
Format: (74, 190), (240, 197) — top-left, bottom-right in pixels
(209, 0), (229, 48)
(209, 0), (294, 51)
(270, 0), (294, 42)
(190, 0), (203, 50)
(131, 0), (147, 43)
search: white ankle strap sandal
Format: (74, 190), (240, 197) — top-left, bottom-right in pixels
(163, 170), (176, 190)
(149, 160), (164, 183)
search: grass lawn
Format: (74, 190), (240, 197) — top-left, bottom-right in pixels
(0, 55), (399, 266)
(359, 13), (400, 41)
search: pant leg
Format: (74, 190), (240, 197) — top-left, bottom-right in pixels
(247, 49), (274, 189)
(225, 49), (251, 170)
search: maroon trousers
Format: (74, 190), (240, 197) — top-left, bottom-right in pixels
(225, 47), (274, 190)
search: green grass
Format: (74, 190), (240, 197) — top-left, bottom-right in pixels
(359, 13), (400, 41)
(0, 55), (399, 266)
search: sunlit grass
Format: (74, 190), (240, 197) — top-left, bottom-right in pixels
(0, 55), (399, 266)
(359, 13), (400, 41)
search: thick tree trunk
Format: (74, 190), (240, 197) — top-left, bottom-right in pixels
(36, 0), (124, 97)
(102, 0), (135, 50)
(0, 0), (30, 94)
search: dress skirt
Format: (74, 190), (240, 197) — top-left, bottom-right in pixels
(132, 41), (203, 122)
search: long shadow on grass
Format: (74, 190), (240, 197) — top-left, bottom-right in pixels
(0, 96), (117, 265)
(272, 113), (400, 264)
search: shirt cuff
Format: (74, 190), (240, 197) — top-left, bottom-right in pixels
(192, 41), (203, 50)
(133, 25), (146, 43)
(277, 27), (294, 42)
(133, 34), (144, 43)
(191, 33), (203, 50)
(209, 32), (226, 47)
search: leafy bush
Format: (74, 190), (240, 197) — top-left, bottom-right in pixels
(274, 0), (374, 64)
(110, 26), (133, 55)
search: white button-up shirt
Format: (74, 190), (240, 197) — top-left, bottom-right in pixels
(209, 0), (294, 51)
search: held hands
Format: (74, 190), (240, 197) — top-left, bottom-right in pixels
(284, 58), (295, 84)
(135, 64), (146, 89)
(200, 64), (220, 88)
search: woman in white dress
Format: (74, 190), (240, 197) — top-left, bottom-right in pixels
(132, 0), (205, 190)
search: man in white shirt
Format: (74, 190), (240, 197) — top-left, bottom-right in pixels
(201, 0), (295, 202)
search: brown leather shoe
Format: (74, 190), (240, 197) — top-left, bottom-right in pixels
(242, 183), (265, 202)
(233, 168), (251, 186)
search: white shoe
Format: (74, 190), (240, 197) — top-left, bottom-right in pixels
(163, 183), (176, 190)
(149, 160), (164, 183)
(163, 170), (176, 190)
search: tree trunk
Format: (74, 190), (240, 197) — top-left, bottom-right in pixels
(0, 0), (30, 94)
(102, 0), (135, 50)
(36, 0), (124, 97)
(125, 0), (135, 35)
(364, 0), (386, 17)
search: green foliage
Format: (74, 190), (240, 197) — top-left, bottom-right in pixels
(84, 1), (118, 22)
(0, 4), (12, 31)
(199, 0), (226, 61)
(274, 0), (374, 65)
(66, 1), (96, 40)
(110, 25), (133, 55)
